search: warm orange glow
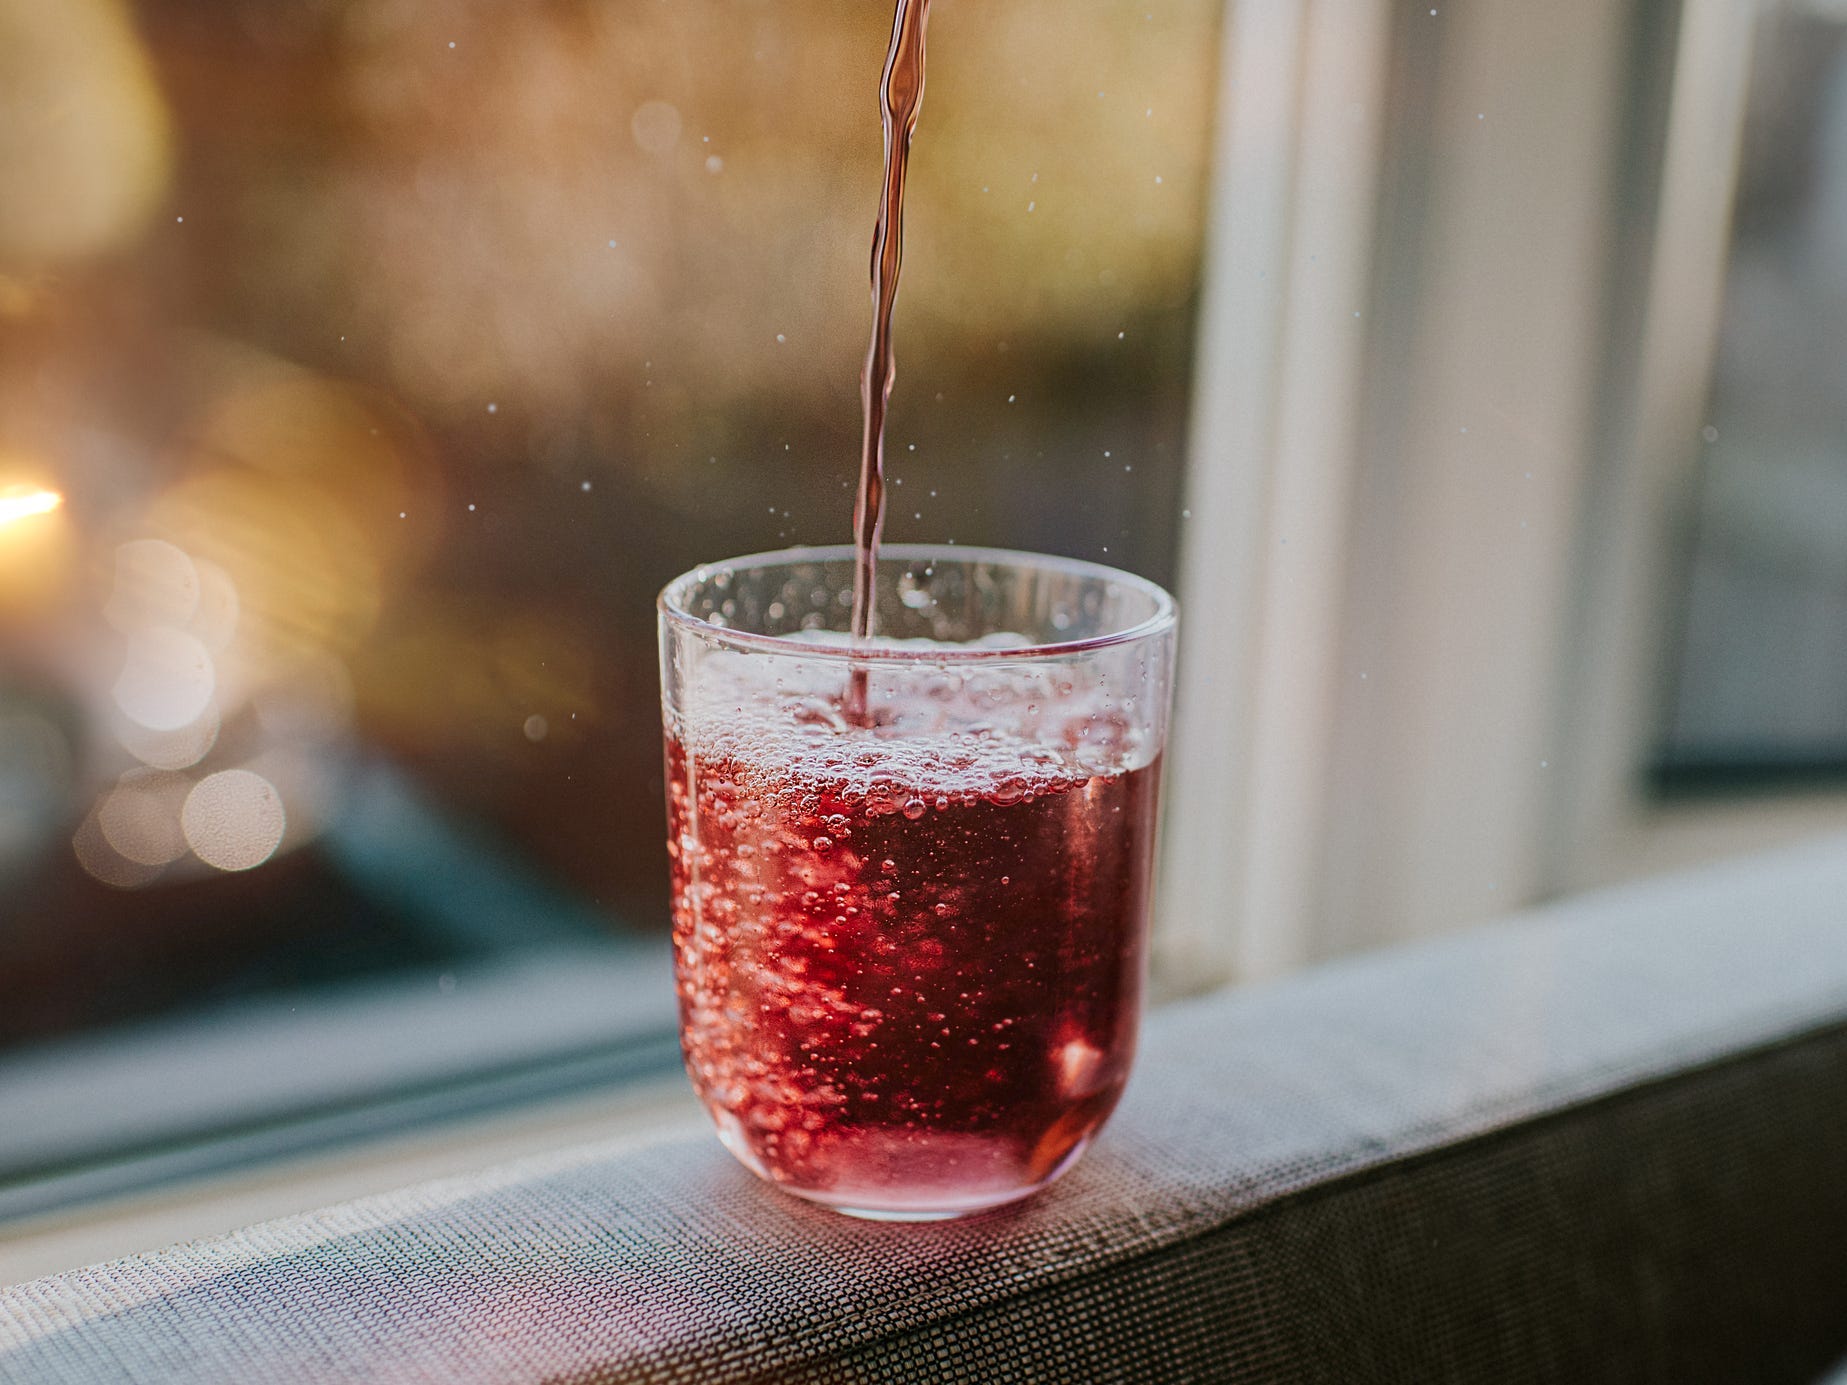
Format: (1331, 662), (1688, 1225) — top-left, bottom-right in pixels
(0, 484), (73, 618)
(145, 468), (382, 669)
(0, 0), (173, 264)
(0, 489), (61, 526)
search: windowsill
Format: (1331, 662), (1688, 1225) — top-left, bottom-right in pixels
(0, 1072), (703, 1289)
(0, 933), (679, 1215)
(1619, 790), (1847, 885)
(14, 795), (1846, 1293)
(7, 836), (1845, 1378)
(0, 929), (690, 1288)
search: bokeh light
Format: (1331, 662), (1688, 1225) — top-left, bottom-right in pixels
(144, 467), (380, 672)
(112, 626), (215, 732)
(112, 702), (220, 773)
(98, 767), (191, 867)
(0, 0), (172, 265)
(0, 481), (72, 619)
(0, 489), (61, 525)
(104, 539), (199, 634)
(181, 769), (286, 873)
(71, 809), (163, 890)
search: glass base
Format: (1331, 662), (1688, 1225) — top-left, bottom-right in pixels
(763, 1136), (1093, 1222)
(831, 1206), (965, 1223)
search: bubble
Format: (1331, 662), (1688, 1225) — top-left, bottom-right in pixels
(791, 697), (848, 734)
(182, 769), (286, 872)
(523, 713), (549, 742)
(902, 798), (926, 820)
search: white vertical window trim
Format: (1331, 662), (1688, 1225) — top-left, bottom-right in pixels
(1166, 0), (1656, 984)
(1232, 0), (1392, 982)
(1156, 0), (1391, 988)
(1314, 0), (1633, 958)
(1155, 0), (1305, 991)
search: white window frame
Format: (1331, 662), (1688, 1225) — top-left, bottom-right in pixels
(1157, 0), (1847, 991)
(1548, 0), (1847, 889)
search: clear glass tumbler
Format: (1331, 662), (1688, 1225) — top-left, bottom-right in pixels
(659, 545), (1177, 1220)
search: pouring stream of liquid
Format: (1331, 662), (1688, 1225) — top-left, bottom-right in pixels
(847, 0), (931, 720)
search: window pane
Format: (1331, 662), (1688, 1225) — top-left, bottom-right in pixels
(0, 0), (1217, 1174)
(1658, 2), (1847, 786)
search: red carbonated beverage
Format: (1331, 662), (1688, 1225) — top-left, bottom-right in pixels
(660, 0), (1177, 1222)
(665, 637), (1166, 1219)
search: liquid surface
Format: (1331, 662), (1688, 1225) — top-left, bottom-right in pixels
(668, 661), (1160, 1216)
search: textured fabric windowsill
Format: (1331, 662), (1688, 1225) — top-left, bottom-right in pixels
(3, 837), (1846, 1383)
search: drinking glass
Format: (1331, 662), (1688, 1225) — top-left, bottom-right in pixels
(659, 545), (1177, 1219)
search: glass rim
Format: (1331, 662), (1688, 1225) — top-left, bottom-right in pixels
(658, 543), (1178, 664)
